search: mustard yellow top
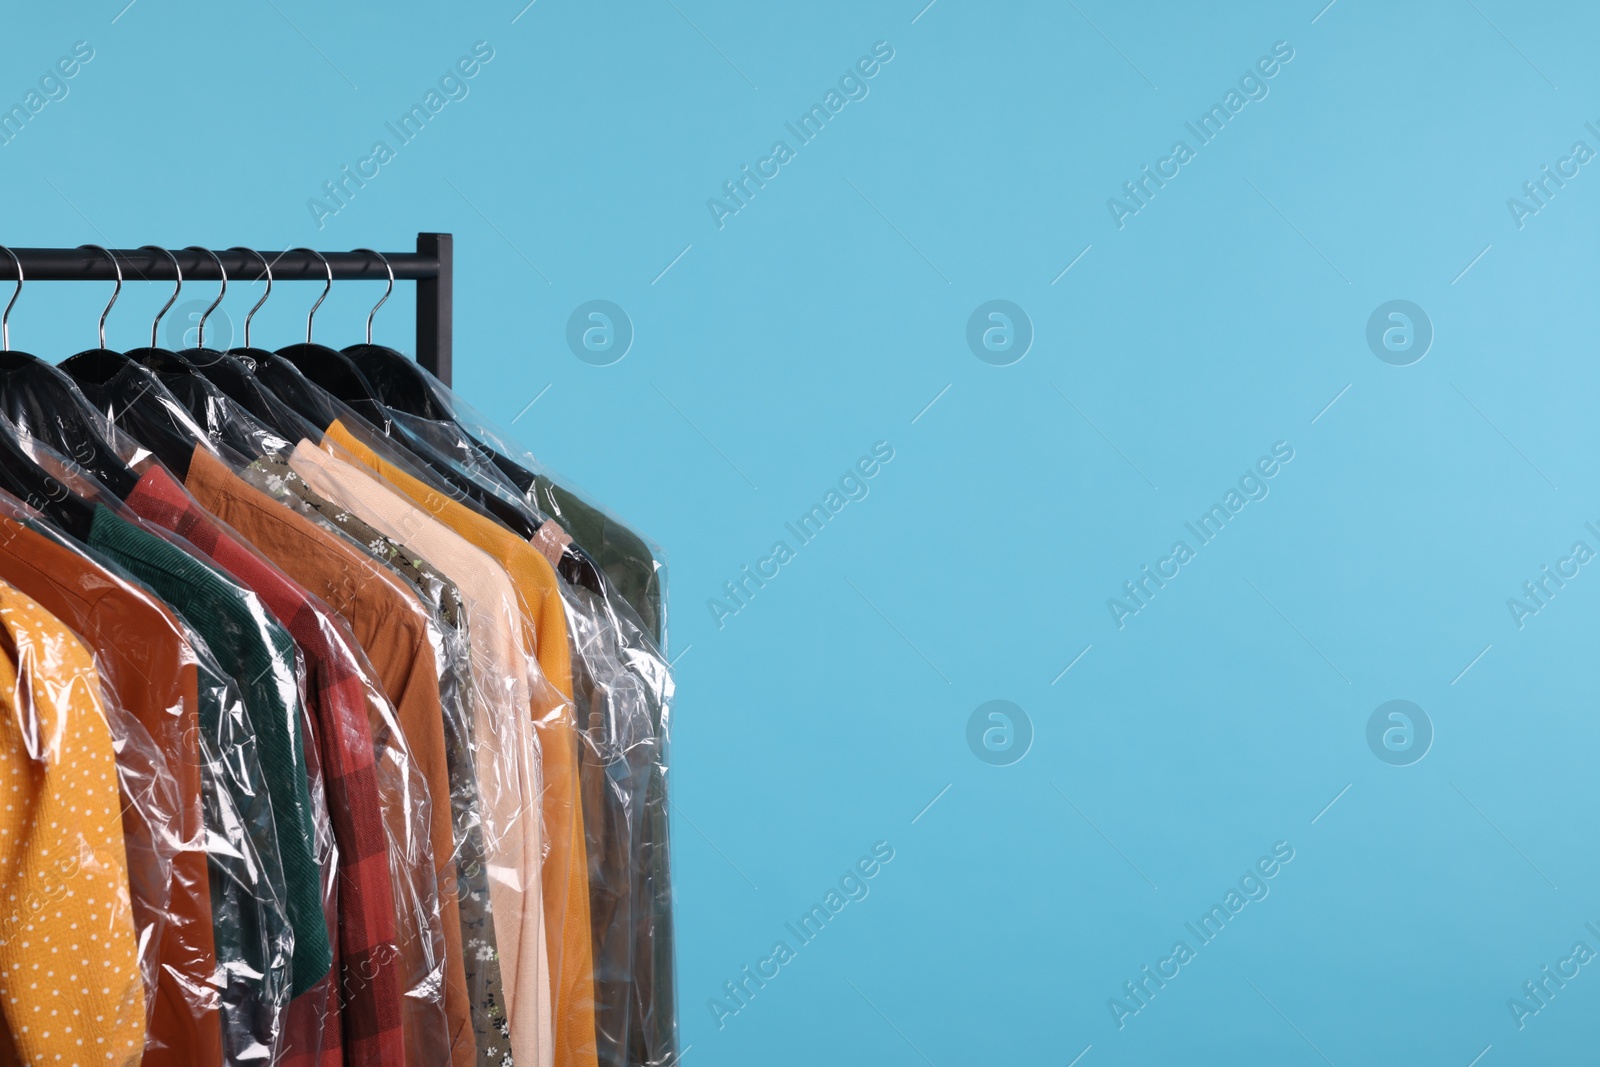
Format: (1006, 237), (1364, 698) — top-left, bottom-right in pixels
(0, 578), (145, 1066)
(324, 421), (597, 1067)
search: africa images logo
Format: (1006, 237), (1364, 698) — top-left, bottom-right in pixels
(1108, 841), (1296, 1029)
(708, 841), (896, 1030)
(1105, 40), (1295, 230)
(707, 441), (894, 629)
(706, 41), (896, 229)
(1106, 441), (1295, 629)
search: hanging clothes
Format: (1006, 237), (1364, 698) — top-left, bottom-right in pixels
(0, 508), (225, 1067)
(357, 365), (675, 1067)
(106, 344), (508, 1066)
(0, 578), (147, 1067)
(172, 448), (476, 1067)
(317, 423), (599, 1067)
(376, 403), (671, 1067)
(241, 449), (516, 1067)
(0, 242), (679, 1067)
(122, 462), (444, 1067)
(288, 440), (555, 1067)
(85, 503), (325, 1062)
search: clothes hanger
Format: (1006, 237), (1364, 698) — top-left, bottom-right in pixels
(338, 248), (512, 476)
(344, 313), (548, 499)
(124, 244), (228, 375)
(339, 271), (613, 596)
(191, 247), (325, 444)
(218, 252), (549, 552)
(332, 248), (448, 419)
(243, 254), (533, 528)
(339, 295), (546, 492)
(75, 243), (126, 365)
(128, 247), (272, 460)
(60, 246), (215, 481)
(250, 249), (354, 430)
(334, 261), (619, 595)
(348, 337), (555, 511)
(0, 248), (102, 538)
(314, 248), (538, 534)
(58, 243), (166, 387)
(0, 245), (141, 502)
(342, 273), (448, 419)
(271, 247), (393, 431)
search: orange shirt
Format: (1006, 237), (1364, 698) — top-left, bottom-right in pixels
(181, 447), (472, 1067)
(324, 422), (597, 1067)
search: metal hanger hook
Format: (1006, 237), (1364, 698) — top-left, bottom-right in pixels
(184, 246), (226, 349)
(352, 248), (394, 345)
(139, 246), (182, 348)
(79, 245), (122, 349)
(0, 247), (22, 353)
(229, 247), (272, 348)
(289, 247), (332, 343)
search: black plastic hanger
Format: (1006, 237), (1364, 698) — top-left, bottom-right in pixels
(234, 251), (533, 535)
(272, 247), (393, 431)
(254, 350), (347, 429)
(346, 338), (448, 419)
(340, 299), (532, 483)
(66, 360), (206, 474)
(202, 348), (312, 433)
(261, 339), (545, 538)
(323, 250), (541, 536)
(245, 249), (355, 430)
(62, 247), (209, 480)
(0, 246), (140, 503)
(337, 248), (442, 419)
(343, 333), (541, 499)
(62, 243), (134, 376)
(0, 420), (96, 540)
(344, 286), (626, 605)
(341, 296), (612, 594)
(0, 252), (96, 538)
(179, 246), (322, 445)
(121, 247), (273, 460)
(340, 291), (548, 495)
(343, 301), (608, 592)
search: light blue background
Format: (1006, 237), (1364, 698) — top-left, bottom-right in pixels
(3, 1), (1598, 1063)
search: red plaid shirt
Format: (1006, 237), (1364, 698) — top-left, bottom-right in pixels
(127, 463), (406, 1067)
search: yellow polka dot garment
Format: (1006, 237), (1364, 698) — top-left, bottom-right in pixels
(0, 579), (145, 1066)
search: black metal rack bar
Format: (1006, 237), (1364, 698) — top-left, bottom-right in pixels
(1, 232), (454, 384)
(415, 232), (452, 387)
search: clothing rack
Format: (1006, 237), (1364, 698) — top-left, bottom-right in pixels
(4, 232), (454, 385)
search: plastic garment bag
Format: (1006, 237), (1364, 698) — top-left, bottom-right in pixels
(278, 345), (545, 545)
(0, 350), (143, 501)
(348, 349), (672, 634)
(354, 356), (678, 1067)
(0, 499), (184, 1043)
(0, 431), (302, 1065)
(306, 414), (599, 1067)
(231, 357), (577, 1063)
(282, 436), (558, 1067)
(93, 365), (495, 1067)
(54, 371), (454, 1067)
(236, 445), (520, 1067)
(384, 408), (675, 1067)
(0, 576), (148, 1066)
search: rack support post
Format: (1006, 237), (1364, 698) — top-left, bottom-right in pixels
(416, 232), (452, 386)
